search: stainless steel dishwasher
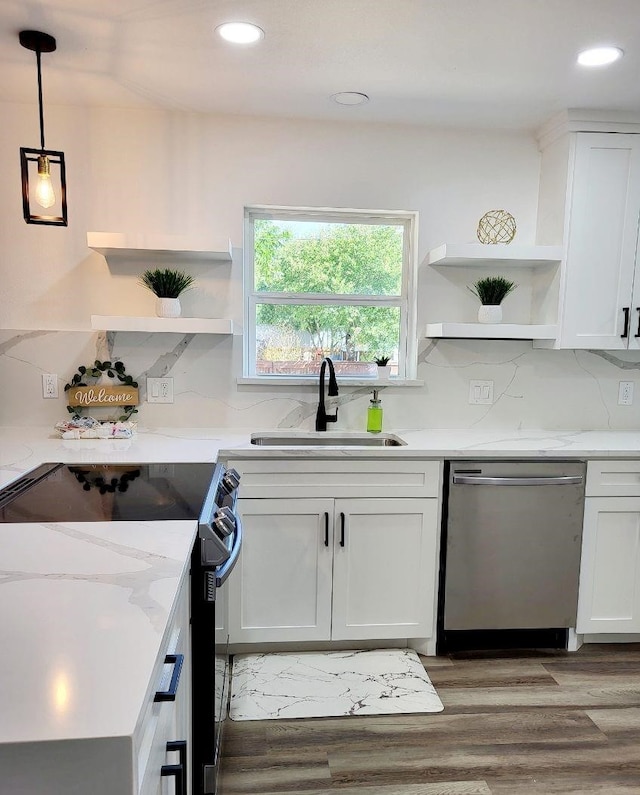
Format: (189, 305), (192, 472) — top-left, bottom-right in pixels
(440, 459), (586, 652)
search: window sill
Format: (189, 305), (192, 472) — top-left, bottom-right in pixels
(237, 377), (424, 387)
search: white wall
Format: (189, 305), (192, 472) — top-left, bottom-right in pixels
(1, 101), (639, 431)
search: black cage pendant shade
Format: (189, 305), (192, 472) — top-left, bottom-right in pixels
(19, 30), (67, 226)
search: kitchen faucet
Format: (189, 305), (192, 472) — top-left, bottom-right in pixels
(315, 356), (339, 431)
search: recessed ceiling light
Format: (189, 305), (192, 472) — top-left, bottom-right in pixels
(331, 92), (370, 106)
(216, 22), (264, 44)
(577, 46), (623, 67)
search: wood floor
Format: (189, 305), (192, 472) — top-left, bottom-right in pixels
(219, 644), (640, 794)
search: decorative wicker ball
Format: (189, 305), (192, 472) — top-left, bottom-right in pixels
(477, 209), (517, 244)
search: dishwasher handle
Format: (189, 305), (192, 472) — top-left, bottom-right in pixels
(452, 474), (584, 486)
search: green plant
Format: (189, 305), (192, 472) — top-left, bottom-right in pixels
(139, 269), (195, 298)
(374, 355), (390, 366)
(468, 276), (517, 305)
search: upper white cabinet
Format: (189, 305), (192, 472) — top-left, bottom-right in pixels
(537, 131), (640, 349)
(87, 232), (233, 263)
(423, 243), (563, 340)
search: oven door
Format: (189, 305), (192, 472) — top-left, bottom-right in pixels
(192, 516), (242, 795)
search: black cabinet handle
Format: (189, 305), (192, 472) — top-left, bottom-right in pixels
(621, 306), (630, 338)
(161, 763), (185, 795)
(635, 307), (640, 338)
(324, 512), (329, 547)
(339, 512), (345, 547)
(164, 741), (187, 795)
(154, 653), (184, 702)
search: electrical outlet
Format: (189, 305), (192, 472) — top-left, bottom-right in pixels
(469, 379), (494, 405)
(147, 377), (174, 404)
(618, 381), (634, 406)
(42, 373), (58, 399)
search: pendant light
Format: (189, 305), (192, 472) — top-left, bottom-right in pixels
(19, 30), (67, 226)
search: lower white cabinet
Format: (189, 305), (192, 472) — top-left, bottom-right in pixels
(138, 574), (191, 795)
(577, 460), (640, 635)
(577, 496), (640, 634)
(228, 496), (440, 644)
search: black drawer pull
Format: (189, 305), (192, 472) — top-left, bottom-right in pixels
(324, 512), (329, 547)
(621, 306), (630, 338)
(635, 307), (640, 338)
(164, 741), (187, 794)
(154, 653), (184, 702)
(339, 512), (345, 547)
(161, 763), (184, 795)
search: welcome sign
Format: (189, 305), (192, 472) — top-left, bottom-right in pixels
(67, 385), (140, 409)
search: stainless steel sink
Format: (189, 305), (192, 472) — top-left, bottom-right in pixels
(250, 432), (406, 447)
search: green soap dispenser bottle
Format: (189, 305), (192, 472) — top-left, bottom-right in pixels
(367, 389), (383, 434)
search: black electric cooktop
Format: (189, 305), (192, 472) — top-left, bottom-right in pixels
(0, 462), (217, 523)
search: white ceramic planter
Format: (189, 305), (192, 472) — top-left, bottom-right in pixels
(478, 304), (502, 324)
(156, 297), (182, 318)
(376, 365), (392, 379)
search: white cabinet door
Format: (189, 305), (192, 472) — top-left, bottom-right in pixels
(228, 498), (334, 643)
(331, 498), (439, 641)
(577, 497), (640, 633)
(560, 133), (640, 349)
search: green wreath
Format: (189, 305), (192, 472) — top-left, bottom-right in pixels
(64, 360), (139, 421)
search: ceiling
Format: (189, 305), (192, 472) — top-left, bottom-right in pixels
(1, 0), (639, 131)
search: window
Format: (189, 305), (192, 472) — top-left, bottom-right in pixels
(243, 206), (418, 380)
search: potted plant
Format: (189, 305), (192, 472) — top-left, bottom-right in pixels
(468, 276), (516, 323)
(374, 355), (392, 380)
(139, 268), (195, 318)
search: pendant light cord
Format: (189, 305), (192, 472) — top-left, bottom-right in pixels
(36, 48), (45, 150)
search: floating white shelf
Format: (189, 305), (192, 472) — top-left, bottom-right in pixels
(91, 316), (234, 334)
(425, 323), (558, 340)
(425, 243), (564, 267)
(87, 232), (233, 263)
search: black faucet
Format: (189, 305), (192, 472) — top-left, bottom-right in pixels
(315, 357), (339, 431)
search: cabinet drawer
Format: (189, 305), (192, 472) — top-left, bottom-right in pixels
(586, 460), (640, 497)
(231, 459), (442, 498)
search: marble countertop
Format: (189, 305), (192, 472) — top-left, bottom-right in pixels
(1, 518), (195, 745)
(2, 426), (640, 489)
(220, 428), (640, 460)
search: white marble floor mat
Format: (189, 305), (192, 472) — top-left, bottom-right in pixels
(229, 648), (444, 721)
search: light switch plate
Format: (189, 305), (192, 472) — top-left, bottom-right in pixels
(469, 379), (494, 405)
(147, 377), (174, 403)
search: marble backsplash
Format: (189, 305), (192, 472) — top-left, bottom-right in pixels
(1, 328), (640, 431)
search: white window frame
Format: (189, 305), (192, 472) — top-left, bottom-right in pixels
(243, 205), (418, 382)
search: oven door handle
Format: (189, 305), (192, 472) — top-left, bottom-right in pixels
(215, 514), (243, 588)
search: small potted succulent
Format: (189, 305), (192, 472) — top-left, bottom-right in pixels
(468, 276), (516, 324)
(374, 355), (392, 380)
(139, 268), (195, 318)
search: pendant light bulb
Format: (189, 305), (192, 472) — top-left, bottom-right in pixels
(35, 154), (56, 208)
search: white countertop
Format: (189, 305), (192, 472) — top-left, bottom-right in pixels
(1, 518), (195, 745)
(1, 424), (639, 747)
(2, 426), (640, 490)
(220, 428), (640, 460)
